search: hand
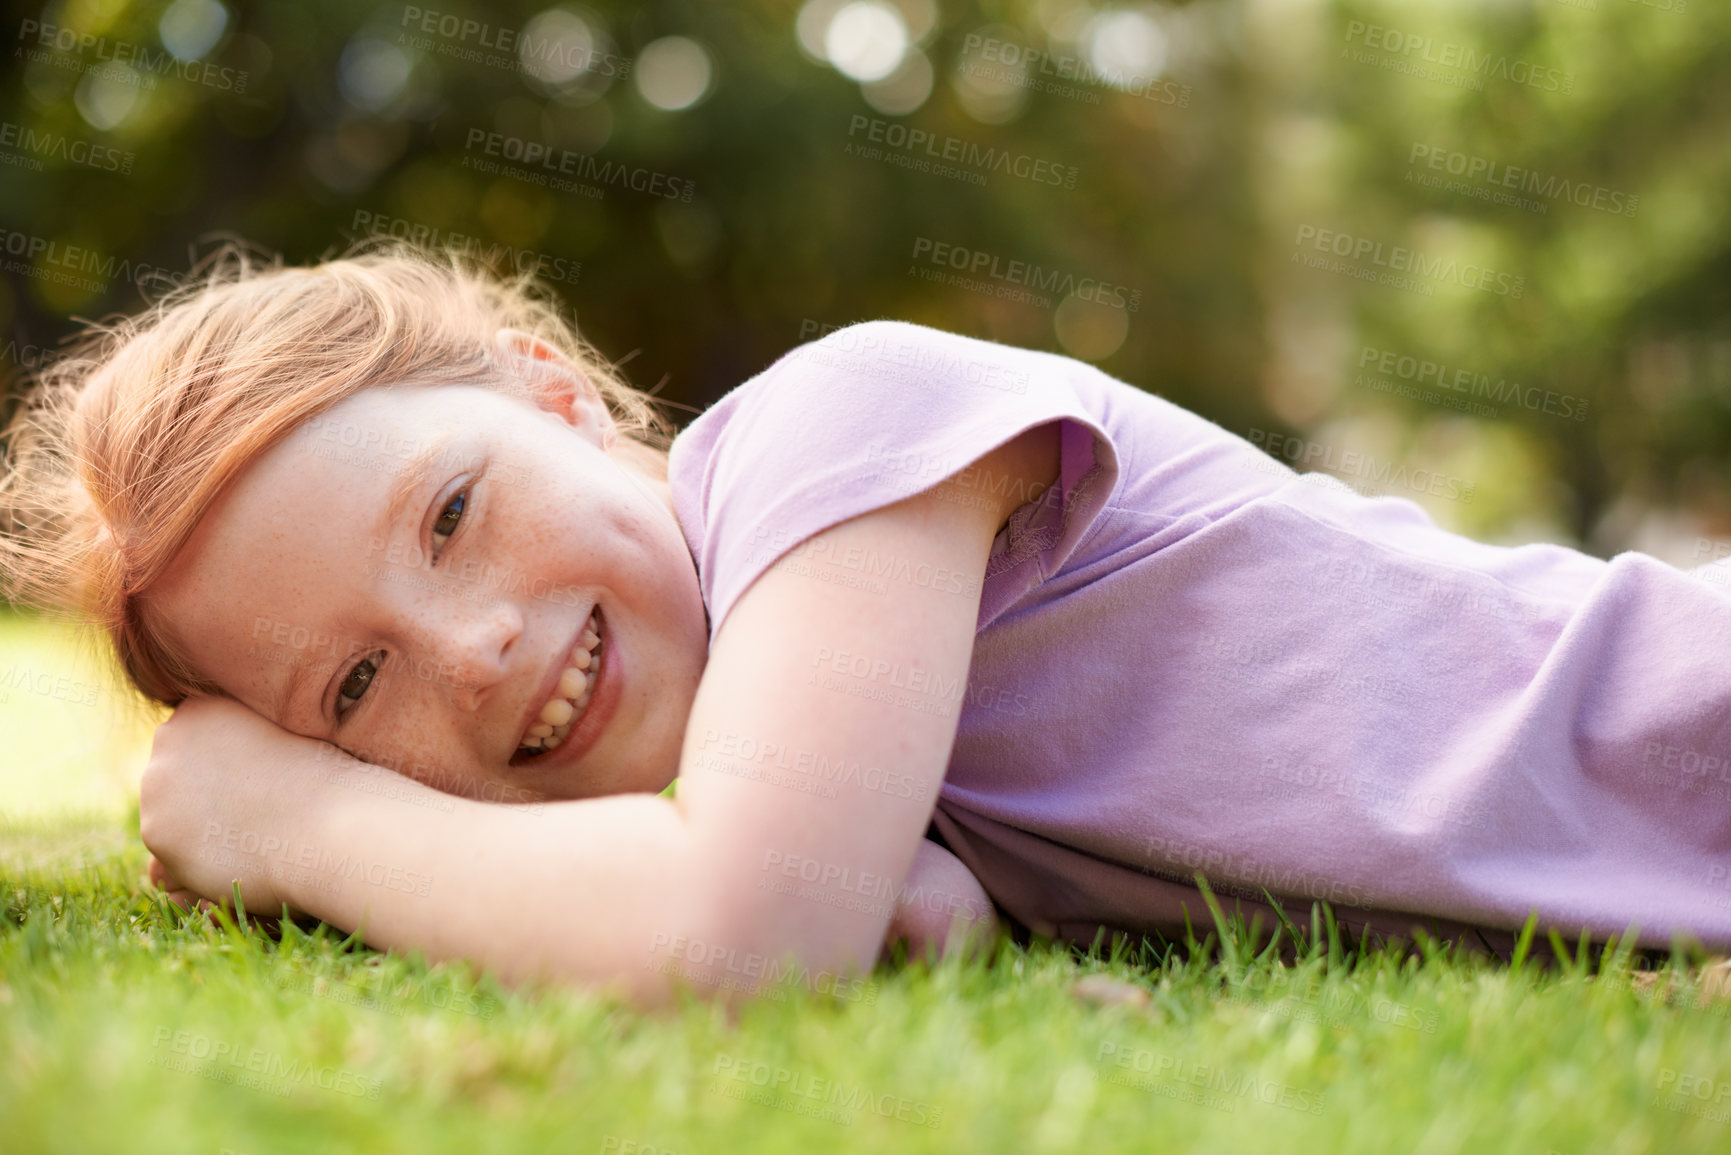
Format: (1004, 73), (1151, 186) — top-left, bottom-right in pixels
(145, 853), (211, 912)
(138, 693), (333, 920)
(882, 839), (1000, 962)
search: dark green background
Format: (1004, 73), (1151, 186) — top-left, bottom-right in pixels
(3, 0), (1728, 567)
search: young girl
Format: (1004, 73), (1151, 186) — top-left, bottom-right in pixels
(4, 241), (1728, 1004)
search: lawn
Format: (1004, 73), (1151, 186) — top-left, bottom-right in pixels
(4, 612), (1730, 1155)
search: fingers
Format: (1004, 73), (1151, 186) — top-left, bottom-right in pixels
(145, 854), (225, 923)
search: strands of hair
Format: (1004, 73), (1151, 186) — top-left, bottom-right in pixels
(0, 235), (674, 710)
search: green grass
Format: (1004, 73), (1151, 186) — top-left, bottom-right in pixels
(5, 806), (1731, 1155)
(6, 609), (1731, 1153)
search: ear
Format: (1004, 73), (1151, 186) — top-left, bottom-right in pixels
(493, 328), (616, 447)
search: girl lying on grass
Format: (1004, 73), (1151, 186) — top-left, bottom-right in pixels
(3, 239), (1728, 1005)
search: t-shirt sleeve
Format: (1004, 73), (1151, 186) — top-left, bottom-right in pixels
(668, 320), (1121, 643)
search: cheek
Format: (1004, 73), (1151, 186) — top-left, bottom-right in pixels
(344, 701), (473, 786)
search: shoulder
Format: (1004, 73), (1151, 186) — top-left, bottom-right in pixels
(666, 320), (1112, 642)
(774, 320), (1042, 399)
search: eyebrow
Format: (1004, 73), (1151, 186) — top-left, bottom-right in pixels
(382, 434), (457, 540)
(265, 433), (457, 730)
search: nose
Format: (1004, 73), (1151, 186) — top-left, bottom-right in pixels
(401, 593), (525, 714)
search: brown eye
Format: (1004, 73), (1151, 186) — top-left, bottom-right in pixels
(433, 490), (467, 549)
(337, 653), (382, 716)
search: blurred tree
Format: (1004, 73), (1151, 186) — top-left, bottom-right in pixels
(1, 0), (1729, 589)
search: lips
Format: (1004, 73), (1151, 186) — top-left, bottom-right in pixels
(512, 606), (603, 763)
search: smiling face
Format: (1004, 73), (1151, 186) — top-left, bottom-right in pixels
(148, 336), (709, 804)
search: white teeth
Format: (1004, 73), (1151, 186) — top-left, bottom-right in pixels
(518, 611), (604, 757)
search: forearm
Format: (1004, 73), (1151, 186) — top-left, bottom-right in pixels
(262, 752), (705, 1001)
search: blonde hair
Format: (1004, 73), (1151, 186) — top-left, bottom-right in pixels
(0, 236), (675, 710)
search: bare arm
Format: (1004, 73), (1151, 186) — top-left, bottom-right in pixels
(142, 423), (1057, 1002)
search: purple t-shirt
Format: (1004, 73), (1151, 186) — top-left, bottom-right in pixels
(668, 320), (1731, 950)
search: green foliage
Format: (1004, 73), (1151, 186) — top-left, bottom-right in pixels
(4, 0), (1729, 555)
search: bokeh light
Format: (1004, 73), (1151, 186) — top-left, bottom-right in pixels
(158, 0), (230, 63)
(862, 49), (933, 115)
(73, 66), (140, 132)
(824, 1), (909, 83)
(338, 37), (411, 113)
(634, 36), (714, 111)
(519, 8), (599, 87)
(1082, 7), (1168, 87)
(796, 0), (851, 65)
(1054, 293), (1130, 361)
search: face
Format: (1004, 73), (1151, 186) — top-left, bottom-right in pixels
(149, 332), (709, 805)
